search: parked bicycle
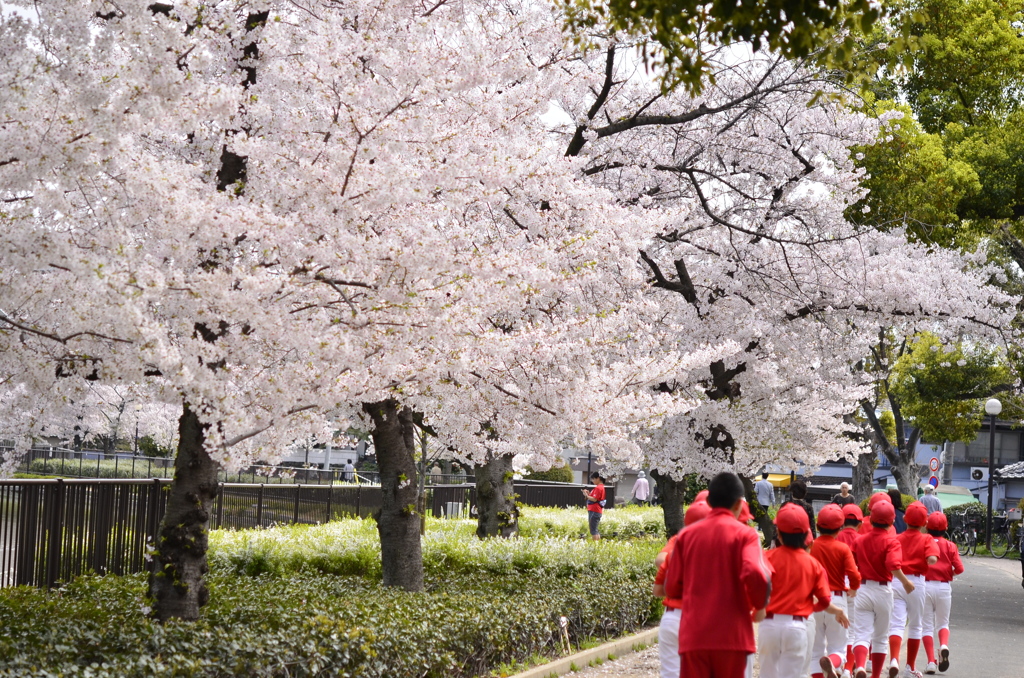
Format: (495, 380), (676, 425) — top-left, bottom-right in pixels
(991, 508), (1022, 559)
(950, 508), (981, 557)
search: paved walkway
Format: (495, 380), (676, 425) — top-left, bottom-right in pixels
(561, 555), (1024, 678)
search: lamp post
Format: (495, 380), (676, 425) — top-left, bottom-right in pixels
(985, 398), (1002, 551)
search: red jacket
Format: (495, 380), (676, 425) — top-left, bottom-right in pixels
(810, 534), (861, 593)
(926, 537), (964, 582)
(664, 508), (771, 654)
(766, 546), (832, 618)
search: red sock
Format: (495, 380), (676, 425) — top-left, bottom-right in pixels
(889, 634), (902, 665)
(906, 638), (921, 670)
(829, 653), (843, 668)
(813, 674), (824, 678)
(847, 645), (855, 671)
(871, 651), (887, 678)
(938, 628), (950, 646)
(854, 645), (869, 669)
(923, 635), (936, 663)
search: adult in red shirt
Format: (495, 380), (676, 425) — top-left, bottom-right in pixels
(850, 500), (915, 678)
(922, 512), (963, 674)
(582, 472), (605, 540)
(889, 502), (938, 678)
(760, 504), (849, 678)
(664, 472), (771, 678)
(810, 504), (861, 678)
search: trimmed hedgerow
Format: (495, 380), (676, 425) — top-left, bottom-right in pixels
(0, 514), (662, 677)
(0, 568), (657, 677)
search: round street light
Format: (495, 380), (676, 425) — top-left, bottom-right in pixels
(985, 398), (1001, 550)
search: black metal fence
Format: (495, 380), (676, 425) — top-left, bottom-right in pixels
(431, 481), (617, 517)
(0, 479), (384, 588)
(0, 477), (613, 588)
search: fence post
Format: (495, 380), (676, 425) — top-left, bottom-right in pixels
(356, 483), (361, 518)
(293, 485), (301, 524)
(45, 479), (66, 587)
(256, 484), (264, 527)
(325, 482), (333, 523)
(215, 483), (224, 529)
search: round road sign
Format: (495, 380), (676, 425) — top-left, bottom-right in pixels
(929, 475), (939, 488)
(929, 457), (940, 473)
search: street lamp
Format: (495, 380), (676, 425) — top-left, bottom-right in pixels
(985, 397), (1002, 550)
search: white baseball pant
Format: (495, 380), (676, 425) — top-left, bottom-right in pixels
(759, 615), (809, 678)
(890, 573), (926, 639)
(853, 580), (893, 653)
(923, 580), (952, 638)
(804, 616), (816, 677)
(658, 608), (681, 678)
(813, 591), (849, 661)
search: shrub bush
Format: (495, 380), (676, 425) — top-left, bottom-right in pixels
(522, 462), (574, 484)
(517, 505), (664, 540)
(0, 564), (657, 676)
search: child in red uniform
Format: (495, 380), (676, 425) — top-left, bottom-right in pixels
(850, 500), (915, 678)
(838, 503), (864, 678)
(653, 500), (711, 678)
(889, 502), (939, 678)
(665, 472), (771, 678)
(810, 504), (861, 678)
(922, 512), (963, 675)
(759, 504), (849, 678)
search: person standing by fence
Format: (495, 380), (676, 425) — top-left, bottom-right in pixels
(583, 472), (606, 541)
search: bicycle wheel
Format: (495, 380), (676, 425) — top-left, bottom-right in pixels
(991, 530), (1010, 558)
(952, 529), (970, 556)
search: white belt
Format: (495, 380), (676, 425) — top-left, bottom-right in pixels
(765, 613), (807, 622)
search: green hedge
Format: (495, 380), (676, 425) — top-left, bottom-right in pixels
(0, 565), (657, 677)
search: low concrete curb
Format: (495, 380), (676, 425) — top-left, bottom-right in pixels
(508, 627), (660, 678)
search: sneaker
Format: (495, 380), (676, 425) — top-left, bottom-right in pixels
(820, 656), (839, 678)
(925, 662), (937, 675)
(901, 666), (923, 678)
(938, 645), (950, 672)
(889, 658), (900, 678)
(842, 671), (853, 678)
(854, 668), (868, 678)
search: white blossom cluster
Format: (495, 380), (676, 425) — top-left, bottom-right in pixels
(0, 0), (1015, 478)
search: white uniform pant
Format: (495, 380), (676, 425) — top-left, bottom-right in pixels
(853, 580), (893, 653)
(813, 592), (849, 660)
(890, 573), (926, 639)
(804, 617), (815, 676)
(759, 616), (809, 678)
(658, 608), (681, 678)
(923, 581), (952, 638)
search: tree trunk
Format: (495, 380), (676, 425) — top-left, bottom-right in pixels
(651, 469), (685, 537)
(475, 452), (519, 539)
(148, 403), (218, 622)
(362, 400), (423, 592)
(890, 455), (920, 497)
(852, 450), (876, 503)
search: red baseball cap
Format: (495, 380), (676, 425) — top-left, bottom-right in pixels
(694, 489), (709, 502)
(842, 504), (864, 522)
(685, 500), (711, 526)
(737, 498), (753, 523)
(869, 492), (892, 507)
(926, 512), (948, 531)
(816, 504), (845, 530)
(775, 503), (810, 534)
(904, 501), (928, 527)
(870, 500), (895, 525)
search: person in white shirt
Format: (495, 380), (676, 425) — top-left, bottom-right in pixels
(755, 471), (775, 508)
(920, 485), (942, 514)
(632, 471), (651, 505)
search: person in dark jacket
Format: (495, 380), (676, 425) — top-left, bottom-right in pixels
(889, 488), (907, 534)
(780, 479), (817, 539)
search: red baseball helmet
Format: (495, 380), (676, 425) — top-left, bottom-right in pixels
(684, 500), (711, 526)
(926, 511), (948, 532)
(776, 503), (811, 534)
(904, 501), (928, 527)
(870, 500), (896, 526)
(816, 504), (845, 530)
(842, 503), (864, 522)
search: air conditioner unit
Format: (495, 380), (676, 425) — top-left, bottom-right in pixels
(970, 467), (989, 481)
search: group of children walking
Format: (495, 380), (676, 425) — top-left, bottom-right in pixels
(654, 472), (964, 678)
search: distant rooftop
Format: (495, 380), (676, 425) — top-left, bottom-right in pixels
(996, 461), (1024, 480)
